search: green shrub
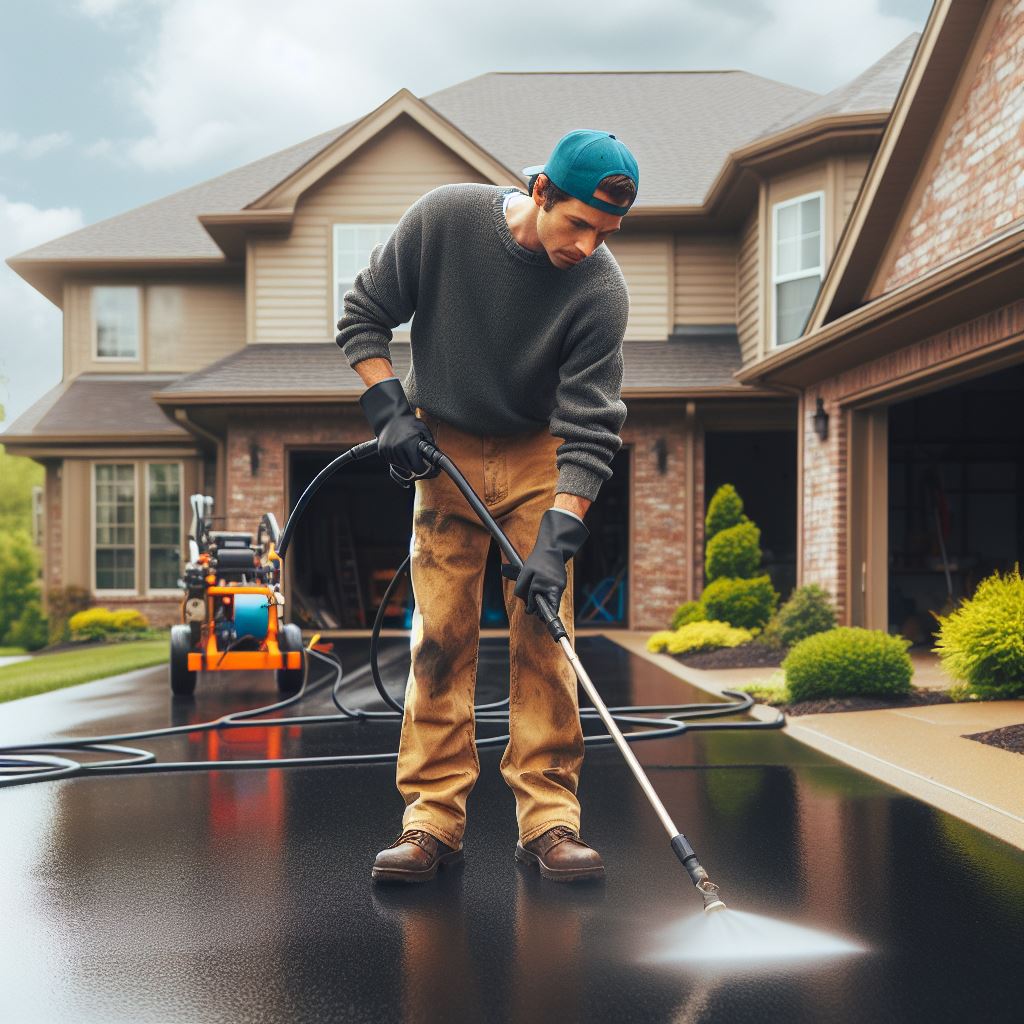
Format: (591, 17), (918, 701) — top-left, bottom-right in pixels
(762, 583), (838, 650)
(705, 484), (747, 539)
(783, 627), (912, 702)
(0, 529), (40, 644)
(665, 620), (753, 655)
(706, 520), (761, 582)
(6, 598), (48, 651)
(46, 585), (92, 645)
(932, 565), (1024, 699)
(737, 670), (790, 704)
(670, 600), (705, 630)
(701, 574), (778, 631)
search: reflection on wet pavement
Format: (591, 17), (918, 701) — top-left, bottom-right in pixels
(0, 636), (1022, 1022)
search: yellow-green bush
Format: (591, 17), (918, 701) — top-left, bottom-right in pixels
(670, 600), (705, 630)
(700, 575), (778, 631)
(932, 565), (1024, 699)
(705, 520), (762, 581)
(783, 627), (912, 702)
(69, 607), (150, 641)
(647, 620), (752, 655)
(762, 583), (837, 650)
(705, 484), (747, 539)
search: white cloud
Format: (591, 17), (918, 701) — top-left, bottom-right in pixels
(0, 131), (73, 159)
(0, 197), (85, 425)
(77, 0), (920, 173)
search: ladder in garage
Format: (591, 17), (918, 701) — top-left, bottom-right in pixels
(334, 506), (366, 628)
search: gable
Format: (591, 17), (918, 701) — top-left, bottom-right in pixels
(868, 0), (1022, 298)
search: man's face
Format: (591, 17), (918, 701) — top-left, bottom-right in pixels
(533, 176), (624, 270)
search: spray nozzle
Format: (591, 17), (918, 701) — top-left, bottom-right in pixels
(697, 878), (727, 913)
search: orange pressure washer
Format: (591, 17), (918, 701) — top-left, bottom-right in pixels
(168, 494), (306, 696)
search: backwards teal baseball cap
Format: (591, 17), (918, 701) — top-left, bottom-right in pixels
(523, 129), (640, 216)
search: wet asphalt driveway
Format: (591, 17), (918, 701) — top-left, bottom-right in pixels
(1, 635), (1022, 1023)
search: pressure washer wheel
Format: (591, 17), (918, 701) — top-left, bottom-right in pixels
(276, 623), (306, 695)
(169, 624), (198, 696)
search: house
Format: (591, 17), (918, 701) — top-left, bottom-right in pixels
(7, 3), (1017, 636)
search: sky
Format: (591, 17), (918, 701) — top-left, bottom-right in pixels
(0, 0), (935, 427)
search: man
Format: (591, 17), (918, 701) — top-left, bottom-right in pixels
(336, 129), (638, 883)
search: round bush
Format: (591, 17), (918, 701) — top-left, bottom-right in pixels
(69, 607), (121, 641)
(110, 609), (150, 632)
(932, 565), (1024, 698)
(671, 600), (705, 630)
(646, 630), (676, 653)
(705, 520), (761, 582)
(666, 620), (752, 655)
(762, 583), (837, 650)
(705, 484), (747, 539)
(7, 601), (49, 651)
(700, 574), (778, 631)
(783, 627), (912, 702)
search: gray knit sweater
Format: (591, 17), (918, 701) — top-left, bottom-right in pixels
(336, 183), (629, 501)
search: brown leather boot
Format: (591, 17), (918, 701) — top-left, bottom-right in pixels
(371, 829), (464, 883)
(515, 825), (605, 882)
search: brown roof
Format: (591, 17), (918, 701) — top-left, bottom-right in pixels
(1, 375), (192, 442)
(154, 337), (746, 402)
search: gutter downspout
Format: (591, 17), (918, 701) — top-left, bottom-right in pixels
(173, 408), (226, 514)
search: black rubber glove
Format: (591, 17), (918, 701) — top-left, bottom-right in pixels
(514, 508), (589, 617)
(359, 377), (440, 485)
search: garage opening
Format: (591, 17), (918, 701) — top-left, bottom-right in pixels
(287, 447), (630, 630)
(888, 363), (1024, 642)
(704, 430), (798, 600)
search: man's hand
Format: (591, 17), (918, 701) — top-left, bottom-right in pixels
(514, 508), (590, 617)
(358, 377), (440, 484)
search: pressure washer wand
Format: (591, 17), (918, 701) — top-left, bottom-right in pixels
(415, 438), (727, 914)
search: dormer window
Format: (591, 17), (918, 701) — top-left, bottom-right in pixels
(772, 192), (823, 346)
(93, 285), (141, 360)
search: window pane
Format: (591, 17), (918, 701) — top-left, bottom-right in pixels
(800, 232), (820, 270)
(801, 196), (821, 234)
(775, 275), (821, 345)
(149, 464), (181, 590)
(94, 287), (140, 359)
(96, 464), (135, 589)
(777, 237), (799, 277)
(333, 224), (412, 332)
(777, 203), (799, 240)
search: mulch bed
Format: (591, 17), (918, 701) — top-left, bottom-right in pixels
(777, 689), (954, 717)
(672, 642), (785, 669)
(964, 723), (1024, 756)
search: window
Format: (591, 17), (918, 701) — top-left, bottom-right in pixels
(147, 464), (182, 591)
(93, 286), (141, 359)
(94, 464), (135, 591)
(333, 224), (412, 333)
(772, 192), (824, 347)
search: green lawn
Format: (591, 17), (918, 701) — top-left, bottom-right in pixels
(0, 639), (169, 703)
(0, 646), (28, 657)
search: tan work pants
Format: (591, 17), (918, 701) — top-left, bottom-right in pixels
(395, 408), (584, 849)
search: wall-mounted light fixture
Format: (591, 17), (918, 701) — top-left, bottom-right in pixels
(813, 398), (829, 442)
(249, 442), (262, 476)
(653, 437), (668, 475)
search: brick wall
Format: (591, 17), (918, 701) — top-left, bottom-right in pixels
(622, 402), (691, 630)
(879, 0), (1024, 292)
(801, 298), (1024, 621)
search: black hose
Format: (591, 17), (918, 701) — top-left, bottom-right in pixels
(0, 439), (783, 789)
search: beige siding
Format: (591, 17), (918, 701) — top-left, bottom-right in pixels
(606, 234), (672, 340)
(736, 210), (760, 364)
(841, 154), (871, 222)
(64, 280), (244, 377)
(673, 235), (737, 326)
(250, 114), (490, 344)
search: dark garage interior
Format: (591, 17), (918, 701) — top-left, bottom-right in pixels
(887, 362), (1024, 642)
(288, 447), (630, 630)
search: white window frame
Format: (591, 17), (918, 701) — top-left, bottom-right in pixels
(145, 461), (185, 596)
(332, 223), (412, 337)
(771, 191), (825, 348)
(91, 462), (139, 596)
(91, 285), (142, 362)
